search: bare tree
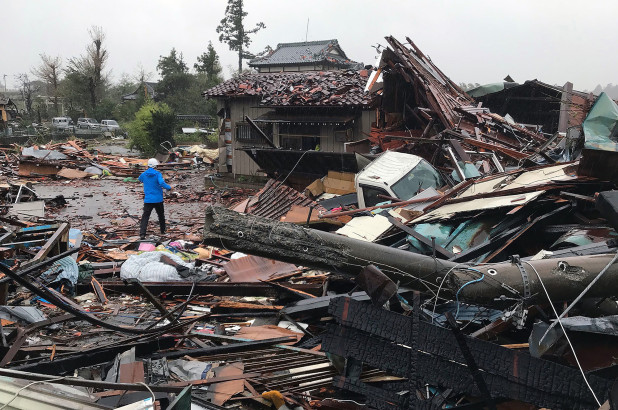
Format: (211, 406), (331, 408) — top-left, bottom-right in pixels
(133, 63), (153, 84)
(15, 73), (39, 114)
(87, 26), (108, 108)
(66, 26), (109, 110)
(32, 54), (62, 116)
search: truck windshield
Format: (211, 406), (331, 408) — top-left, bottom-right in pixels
(391, 159), (444, 200)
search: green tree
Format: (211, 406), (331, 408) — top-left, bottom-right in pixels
(157, 48), (188, 77)
(216, 0), (265, 74)
(156, 48), (193, 113)
(128, 100), (176, 155)
(195, 42), (223, 82)
(60, 70), (91, 117)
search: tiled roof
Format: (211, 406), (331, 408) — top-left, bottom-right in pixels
(249, 39), (361, 69)
(203, 70), (374, 107)
(242, 179), (326, 220)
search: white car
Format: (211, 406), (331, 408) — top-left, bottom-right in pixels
(77, 117), (100, 129)
(100, 119), (120, 131)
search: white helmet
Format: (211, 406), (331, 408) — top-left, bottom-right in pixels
(147, 158), (159, 168)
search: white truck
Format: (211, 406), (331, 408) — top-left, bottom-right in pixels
(100, 119), (120, 131)
(355, 151), (445, 208)
(51, 117), (74, 131)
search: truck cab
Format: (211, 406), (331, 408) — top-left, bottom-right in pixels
(355, 151), (445, 208)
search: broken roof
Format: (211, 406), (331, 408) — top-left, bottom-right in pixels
(203, 70), (374, 107)
(0, 96), (16, 106)
(379, 35), (474, 129)
(121, 82), (158, 101)
(249, 39), (361, 69)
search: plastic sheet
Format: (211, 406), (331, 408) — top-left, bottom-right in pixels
(120, 251), (194, 282)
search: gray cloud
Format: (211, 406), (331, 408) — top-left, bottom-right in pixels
(2, 0), (616, 91)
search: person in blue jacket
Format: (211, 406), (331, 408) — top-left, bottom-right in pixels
(138, 158), (172, 239)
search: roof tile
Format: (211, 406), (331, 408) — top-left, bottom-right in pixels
(203, 70), (373, 108)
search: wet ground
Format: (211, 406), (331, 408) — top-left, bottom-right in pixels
(36, 171), (214, 236)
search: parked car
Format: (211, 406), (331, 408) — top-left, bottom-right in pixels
(51, 117), (74, 131)
(100, 119), (120, 131)
(77, 117), (100, 129)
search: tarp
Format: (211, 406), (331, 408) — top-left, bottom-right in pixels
(21, 147), (68, 160)
(466, 81), (519, 98)
(583, 92), (618, 151)
(120, 251), (194, 282)
(466, 82), (507, 98)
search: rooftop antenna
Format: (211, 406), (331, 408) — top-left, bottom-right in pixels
(305, 18), (309, 43)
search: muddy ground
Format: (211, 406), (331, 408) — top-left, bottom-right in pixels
(28, 141), (251, 238)
(36, 172), (209, 235)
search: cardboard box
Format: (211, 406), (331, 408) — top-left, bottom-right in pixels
(304, 171), (356, 197)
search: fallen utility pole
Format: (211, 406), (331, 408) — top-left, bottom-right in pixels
(203, 206), (456, 289)
(204, 206), (618, 305)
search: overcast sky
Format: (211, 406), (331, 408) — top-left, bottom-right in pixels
(3, 0), (617, 92)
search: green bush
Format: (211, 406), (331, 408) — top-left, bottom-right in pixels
(128, 100), (176, 156)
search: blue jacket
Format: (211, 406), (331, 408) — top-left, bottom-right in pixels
(139, 168), (171, 203)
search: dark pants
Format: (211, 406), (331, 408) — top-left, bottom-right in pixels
(140, 202), (165, 237)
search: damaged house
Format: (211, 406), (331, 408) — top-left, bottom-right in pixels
(471, 79), (596, 134)
(203, 40), (374, 181)
(248, 39), (363, 73)
(0, 96), (18, 134)
(121, 81), (158, 102)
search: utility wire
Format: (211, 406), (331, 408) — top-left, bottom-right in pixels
(522, 261), (602, 407)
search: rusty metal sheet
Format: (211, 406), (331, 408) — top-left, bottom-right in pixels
(18, 160), (62, 177)
(236, 325), (303, 346)
(118, 362), (145, 384)
(224, 255), (298, 283)
(207, 362), (245, 406)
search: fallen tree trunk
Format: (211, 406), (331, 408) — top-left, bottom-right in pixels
(203, 206), (618, 305)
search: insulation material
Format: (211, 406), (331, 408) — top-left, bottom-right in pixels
(336, 210), (405, 242)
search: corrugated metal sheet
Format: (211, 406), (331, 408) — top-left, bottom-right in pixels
(224, 255), (298, 282)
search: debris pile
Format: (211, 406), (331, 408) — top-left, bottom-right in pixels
(3, 34), (618, 410)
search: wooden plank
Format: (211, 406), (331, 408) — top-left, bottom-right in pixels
(24, 223), (70, 267)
